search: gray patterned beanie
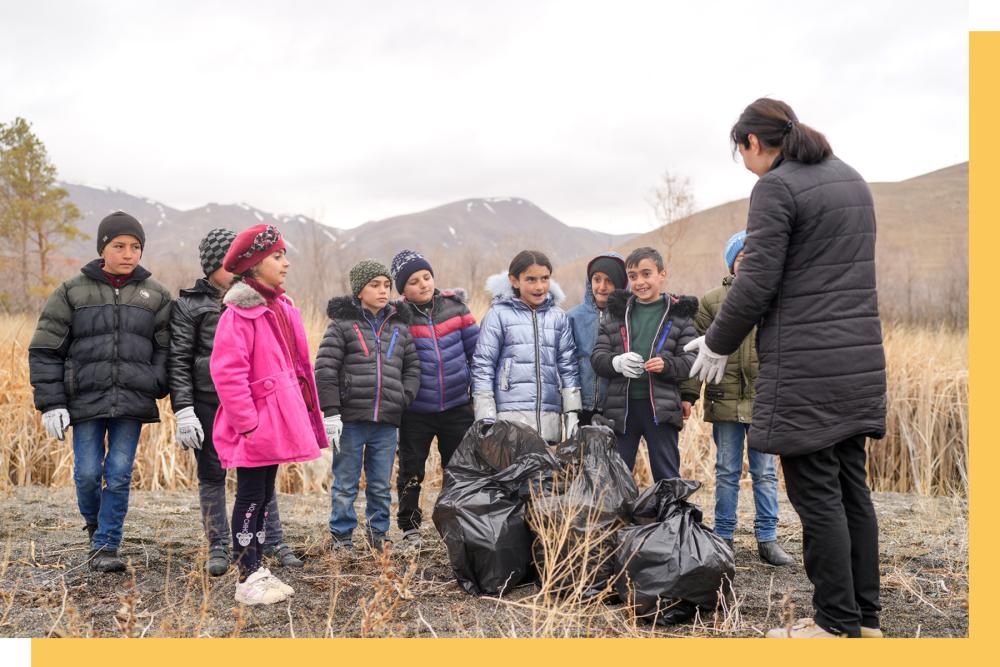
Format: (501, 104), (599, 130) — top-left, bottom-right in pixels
(350, 259), (392, 297)
(198, 228), (238, 276)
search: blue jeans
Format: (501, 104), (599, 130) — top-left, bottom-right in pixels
(329, 421), (398, 541)
(71, 418), (143, 550)
(712, 421), (780, 542)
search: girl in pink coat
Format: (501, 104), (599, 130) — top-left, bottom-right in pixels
(211, 224), (326, 605)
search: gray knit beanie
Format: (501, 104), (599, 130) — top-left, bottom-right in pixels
(198, 228), (237, 276)
(349, 259), (392, 297)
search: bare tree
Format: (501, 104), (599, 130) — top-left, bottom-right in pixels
(647, 170), (694, 265)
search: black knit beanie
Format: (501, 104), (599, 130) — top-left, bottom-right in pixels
(97, 211), (145, 255)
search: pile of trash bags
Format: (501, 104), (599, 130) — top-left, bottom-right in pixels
(433, 418), (735, 625)
(529, 417), (638, 599)
(613, 479), (736, 624)
(431, 419), (557, 596)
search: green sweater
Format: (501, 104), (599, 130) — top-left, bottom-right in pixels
(629, 296), (667, 399)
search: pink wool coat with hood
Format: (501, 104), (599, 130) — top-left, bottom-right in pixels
(210, 280), (327, 468)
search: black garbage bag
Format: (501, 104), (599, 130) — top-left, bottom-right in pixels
(432, 419), (558, 596)
(529, 418), (638, 599)
(613, 478), (736, 625)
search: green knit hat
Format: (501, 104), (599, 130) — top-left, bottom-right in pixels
(349, 259), (392, 297)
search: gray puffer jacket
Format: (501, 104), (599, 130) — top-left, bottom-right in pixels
(314, 296), (421, 427)
(471, 272), (581, 442)
(704, 156), (887, 456)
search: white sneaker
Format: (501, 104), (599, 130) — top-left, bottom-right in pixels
(234, 567), (289, 605)
(259, 567), (294, 597)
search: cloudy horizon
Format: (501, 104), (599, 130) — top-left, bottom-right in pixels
(0, 1), (968, 233)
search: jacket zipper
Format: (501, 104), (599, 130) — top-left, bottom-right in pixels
(111, 287), (120, 416)
(622, 303), (631, 432)
(352, 323), (370, 356)
(592, 309), (604, 409)
(532, 307), (542, 435)
(647, 301), (673, 426)
(427, 310), (446, 411)
(369, 307), (393, 422)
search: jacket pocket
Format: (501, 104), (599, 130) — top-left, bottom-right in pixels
(352, 323), (370, 357)
(499, 357), (513, 391)
(705, 387), (725, 401)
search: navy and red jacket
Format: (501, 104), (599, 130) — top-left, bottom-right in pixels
(400, 289), (479, 414)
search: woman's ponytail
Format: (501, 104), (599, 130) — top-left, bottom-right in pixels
(731, 98), (832, 164)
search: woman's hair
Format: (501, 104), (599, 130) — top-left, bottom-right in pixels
(730, 98), (832, 164)
(508, 249), (553, 278)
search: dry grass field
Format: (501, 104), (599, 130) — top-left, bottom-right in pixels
(0, 312), (968, 638)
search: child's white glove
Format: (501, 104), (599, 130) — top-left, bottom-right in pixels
(564, 411), (580, 438)
(324, 414), (343, 453)
(685, 336), (729, 385)
(612, 352), (644, 378)
(42, 408), (70, 441)
(174, 406), (204, 450)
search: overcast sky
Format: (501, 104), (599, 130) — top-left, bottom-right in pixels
(0, 1), (968, 233)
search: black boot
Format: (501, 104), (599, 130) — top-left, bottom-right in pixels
(262, 543), (304, 568)
(723, 538), (734, 552)
(206, 543), (230, 577)
(88, 548), (127, 573)
(83, 523), (97, 548)
(758, 540), (796, 566)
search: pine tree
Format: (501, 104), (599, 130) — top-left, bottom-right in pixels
(0, 117), (85, 310)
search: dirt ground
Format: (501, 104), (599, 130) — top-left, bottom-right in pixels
(0, 484), (968, 638)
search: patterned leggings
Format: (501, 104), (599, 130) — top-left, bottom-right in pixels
(231, 464), (278, 578)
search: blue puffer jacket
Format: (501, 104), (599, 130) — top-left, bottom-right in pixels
(401, 289), (479, 413)
(471, 272), (581, 442)
(566, 252), (624, 411)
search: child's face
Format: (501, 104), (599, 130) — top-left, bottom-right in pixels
(358, 276), (391, 312)
(209, 266), (236, 289)
(100, 235), (142, 275)
(732, 250), (745, 276)
(402, 269), (435, 304)
(253, 249), (289, 288)
(591, 271), (615, 309)
(627, 258), (667, 303)
(510, 263), (551, 308)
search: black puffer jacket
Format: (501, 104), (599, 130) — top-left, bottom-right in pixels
(591, 290), (698, 432)
(168, 278), (223, 411)
(314, 296), (421, 427)
(29, 259), (173, 424)
(705, 156), (887, 456)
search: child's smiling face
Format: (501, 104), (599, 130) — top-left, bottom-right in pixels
(510, 263), (551, 308)
(627, 257), (667, 303)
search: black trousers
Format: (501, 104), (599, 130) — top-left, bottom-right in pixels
(396, 402), (474, 531)
(780, 434), (881, 637)
(231, 464), (278, 577)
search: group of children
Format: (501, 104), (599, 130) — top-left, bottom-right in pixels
(28, 210), (791, 607)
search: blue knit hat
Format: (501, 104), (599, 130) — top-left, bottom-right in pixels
(390, 249), (433, 293)
(724, 230), (747, 273)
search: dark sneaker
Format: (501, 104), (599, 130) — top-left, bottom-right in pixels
(722, 537), (734, 552)
(758, 540), (796, 566)
(88, 548), (127, 573)
(263, 543), (304, 568)
(400, 528), (423, 553)
(367, 534), (391, 554)
(331, 537), (355, 556)
(207, 543), (230, 577)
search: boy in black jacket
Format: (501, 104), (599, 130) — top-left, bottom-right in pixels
(168, 228), (302, 576)
(591, 247), (698, 481)
(314, 259), (421, 553)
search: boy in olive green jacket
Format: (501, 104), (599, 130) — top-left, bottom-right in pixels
(681, 231), (793, 566)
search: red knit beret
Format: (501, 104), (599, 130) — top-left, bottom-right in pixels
(223, 224), (286, 275)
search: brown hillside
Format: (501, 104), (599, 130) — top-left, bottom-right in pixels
(557, 162), (968, 325)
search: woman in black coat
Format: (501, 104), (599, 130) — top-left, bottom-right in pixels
(686, 98), (887, 639)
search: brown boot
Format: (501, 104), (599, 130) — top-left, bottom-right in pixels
(766, 617), (844, 638)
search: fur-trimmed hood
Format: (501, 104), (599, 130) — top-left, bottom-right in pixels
(326, 295), (412, 324)
(484, 271), (566, 308)
(223, 280), (268, 309)
(606, 289), (698, 320)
